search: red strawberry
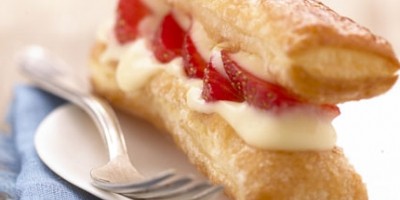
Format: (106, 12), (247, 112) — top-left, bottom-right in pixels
(114, 0), (151, 44)
(202, 62), (244, 102)
(221, 51), (339, 117)
(152, 13), (186, 63)
(319, 104), (341, 119)
(182, 35), (207, 78)
(221, 51), (299, 110)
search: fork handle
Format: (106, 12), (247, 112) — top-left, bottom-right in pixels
(19, 48), (128, 160)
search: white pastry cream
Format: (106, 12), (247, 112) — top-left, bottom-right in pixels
(190, 21), (216, 59)
(186, 87), (336, 150)
(98, 15), (337, 151)
(116, 39), (184, 93)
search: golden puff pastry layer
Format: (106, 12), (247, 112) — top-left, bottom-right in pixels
(168, 0), (399, 104)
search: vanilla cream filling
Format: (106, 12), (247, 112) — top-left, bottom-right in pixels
(117, 39), (163, 92)
(97, 14), (337, 151)
(230, 51), (268, 80)
(210, 48), (229, 78)
(190, 21), (216, 60)
(142, 0), (169, 17)
(186, 87), (336, 150)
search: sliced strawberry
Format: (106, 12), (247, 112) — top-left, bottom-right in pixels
(221, 51), (339, 117)
(182, 35), (207, 78)
(202, 62), (244, 102)
(114, 0), (151, 44)
(152, 13), (186, 63)
(221, 51), (299, 110)
(320, 104), (341, 119)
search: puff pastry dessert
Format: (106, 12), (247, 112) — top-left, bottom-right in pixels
(89, 0), (400, 199)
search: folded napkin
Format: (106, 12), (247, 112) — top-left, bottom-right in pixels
(0, 85), (100, 200)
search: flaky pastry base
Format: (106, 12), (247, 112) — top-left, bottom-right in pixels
(90, 42), (367, 200)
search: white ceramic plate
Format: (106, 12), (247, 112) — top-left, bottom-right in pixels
(35, 104), (228, 200)
(35, 80), (400, 200)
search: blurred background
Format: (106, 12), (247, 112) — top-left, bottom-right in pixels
(0, 0), (114, 123)
(1, 0), (400, 120)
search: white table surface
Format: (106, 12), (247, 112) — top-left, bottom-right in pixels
(0, 0), (114, 122)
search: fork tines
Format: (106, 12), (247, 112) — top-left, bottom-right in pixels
(93, 169), (223, 200)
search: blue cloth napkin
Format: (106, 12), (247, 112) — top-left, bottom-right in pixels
(0, 85), (100, 200)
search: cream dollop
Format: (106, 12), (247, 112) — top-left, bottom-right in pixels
(115, 39), (184, 93)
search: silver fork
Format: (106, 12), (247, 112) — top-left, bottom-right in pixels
(17, 46), (223, 200)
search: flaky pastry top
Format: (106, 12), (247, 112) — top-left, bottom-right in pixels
(168, 0), (399, 104)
